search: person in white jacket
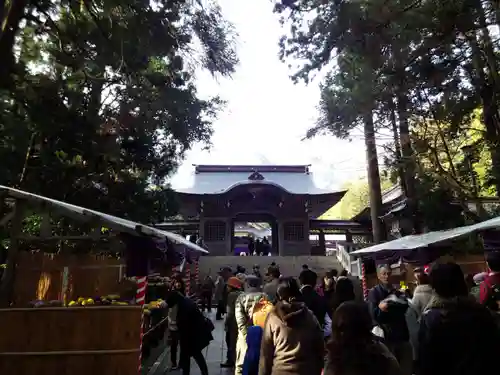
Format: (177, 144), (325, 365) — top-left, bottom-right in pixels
(406, 267), (433, 359)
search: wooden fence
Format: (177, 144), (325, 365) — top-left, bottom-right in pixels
(0, 306), (141, 375)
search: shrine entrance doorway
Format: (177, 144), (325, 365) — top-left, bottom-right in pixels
(231, 213), (278, 256)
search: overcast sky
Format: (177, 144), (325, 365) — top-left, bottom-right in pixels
(171, 0), (380, 191)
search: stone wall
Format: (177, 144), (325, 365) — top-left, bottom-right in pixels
(197, 255), (343, 280)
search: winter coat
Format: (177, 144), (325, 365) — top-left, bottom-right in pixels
(235, 289), (267, 337)
(214, 275), (226, 302)
(299, 285), (327, 328)
(323, 340), (401, 375)
(368, 284), (409, 344)
(235, 289), (267, 375)
(417, 294), (500, 375)
(170, 293), (213, 353)
(263, 279), (280, 304)
(226, 290), (242, 332)
(411, 284), (433, 317)
(259, 301), (324, 375)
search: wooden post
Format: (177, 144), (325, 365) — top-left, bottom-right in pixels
(60, 266), (70, 305)
(0, 200), (25, 307)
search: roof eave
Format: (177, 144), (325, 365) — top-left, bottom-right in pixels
(175, 188), (347, 198)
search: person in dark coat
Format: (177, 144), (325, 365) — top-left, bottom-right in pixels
(324, 301), (401, 375)
(417, 262), (500, 375)
(320, 270), (337, 315)
(368, 264), (412, 375)
(166, 291), (213, 375)
(331, 277), (356, 313)
(299, 269), (327, 328)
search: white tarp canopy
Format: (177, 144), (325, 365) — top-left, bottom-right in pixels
(0, 185), (208, 254)
(350, 215), (500, 257)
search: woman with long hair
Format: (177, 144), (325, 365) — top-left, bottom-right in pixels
(331, 277), (355, 313)
(325, 301), (401, 375)
(319, 271), (336, 306)
(171, 275), (186, 295)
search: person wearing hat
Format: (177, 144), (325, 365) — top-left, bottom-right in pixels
(222, 277), (244, 368)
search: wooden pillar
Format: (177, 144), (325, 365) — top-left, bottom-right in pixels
(345, 231), (353, 244)
(318, 229), (326, 255)
(0, 200), (25, 307)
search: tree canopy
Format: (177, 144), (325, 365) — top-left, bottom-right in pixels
(0, 0), (238, 224)
(275, 0), (500, 230)
(322, 178), (392, 220)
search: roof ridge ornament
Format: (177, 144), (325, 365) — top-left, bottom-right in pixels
(248, 171), (265, 181)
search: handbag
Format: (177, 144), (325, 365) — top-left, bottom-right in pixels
(203, 315), (215, 332)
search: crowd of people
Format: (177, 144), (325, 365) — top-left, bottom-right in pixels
(163, 251), (500, 375)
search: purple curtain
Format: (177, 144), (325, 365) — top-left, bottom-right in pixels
(366, 247), (441, 266)
(482, 230), (500, 252)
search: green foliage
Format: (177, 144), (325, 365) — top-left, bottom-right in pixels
(0, 0), (238, 227)
(275, 0), (500, 229)
(322, 178), (392, 220)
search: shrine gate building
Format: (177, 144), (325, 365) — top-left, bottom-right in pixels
(160, 165), (370, 256)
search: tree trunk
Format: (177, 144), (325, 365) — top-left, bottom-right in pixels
(364, 111), (386, 243)
(389, 99), (407, 195)
(0, 0), (28, 88)
(465, 31), (500, 195)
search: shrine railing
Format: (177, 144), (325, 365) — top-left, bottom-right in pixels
(335, 242), (363, 277)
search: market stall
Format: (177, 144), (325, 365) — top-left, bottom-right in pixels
(0, 185), (207, 375)
(350, 216), (500, 296)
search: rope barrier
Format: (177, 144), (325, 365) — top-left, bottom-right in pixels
(361, 262), (368, 301)
(142, 316), (169, 339)
(185, 264), (191, 295)
(195, 260), (200, 285)
(136, 276), (148, 374)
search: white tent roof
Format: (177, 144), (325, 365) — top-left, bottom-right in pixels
(0, 185), (208, 254)
(350, 215), (500, 256)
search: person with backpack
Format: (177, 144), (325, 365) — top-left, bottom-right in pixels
(235, 275), (266, 375)
(479, 251), (500, 313)
(165, 290), (214, 375)
(242, 286), (273, 375)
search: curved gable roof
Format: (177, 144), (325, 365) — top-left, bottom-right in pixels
(175, 165), (340, 195)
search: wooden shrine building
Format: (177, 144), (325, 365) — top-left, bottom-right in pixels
(156, 165), (371, 256)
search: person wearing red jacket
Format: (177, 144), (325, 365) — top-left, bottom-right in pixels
(479, 251), (500, 306)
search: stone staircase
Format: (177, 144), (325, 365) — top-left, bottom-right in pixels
(196, 255), (344, 279)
